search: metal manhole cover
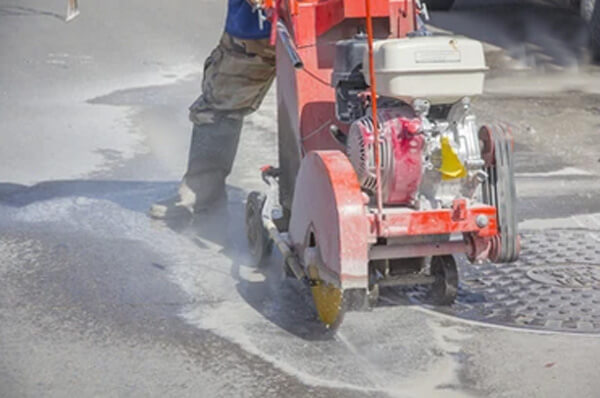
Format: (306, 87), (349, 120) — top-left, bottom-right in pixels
(401, 229), (600, 334)
(526, 265), (600, 288)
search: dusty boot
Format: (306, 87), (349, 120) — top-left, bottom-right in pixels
(148, 195), (194, 220)
(149, 114), (243, 219)
(178, 171), (227, 213)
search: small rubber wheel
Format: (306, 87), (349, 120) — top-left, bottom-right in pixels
(245, 191), (272, 266)
(426, 0), (455, 10)
(430, 255), (458, 306)
(367, 284), (380, 308)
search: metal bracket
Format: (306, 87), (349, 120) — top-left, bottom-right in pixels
(260, 170), (306, 281)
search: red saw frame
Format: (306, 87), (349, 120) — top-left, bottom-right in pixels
(263, 0), (499, 288)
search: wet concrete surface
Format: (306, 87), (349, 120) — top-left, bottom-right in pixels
(2, 0), (600, 397)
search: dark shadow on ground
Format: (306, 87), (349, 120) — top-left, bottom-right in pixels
(0, 6), (63, 21)
(0, 179), (254, 251)
(0, 180), (176, 213)
(163, 191), (340, 340)
(0, 179), (328, 339)
(4, 176), (596, 340)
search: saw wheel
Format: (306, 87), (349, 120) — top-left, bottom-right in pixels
(245, 191), (273, 266)
(479, 124), (520, 263)
(430, 255), (459, 305)
(305, 247), (348, 330)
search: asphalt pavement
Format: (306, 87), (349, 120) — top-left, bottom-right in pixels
(1, 0), (600, 397)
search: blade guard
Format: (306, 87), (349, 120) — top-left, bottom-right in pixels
(289, 151), (370, 290)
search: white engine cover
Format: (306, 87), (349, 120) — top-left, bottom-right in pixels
(363, 36), (487, 105)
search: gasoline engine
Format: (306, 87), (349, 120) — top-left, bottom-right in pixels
(335, 35), (489, 211)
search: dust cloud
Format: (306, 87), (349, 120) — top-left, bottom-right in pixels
(430, 0), (600, 94)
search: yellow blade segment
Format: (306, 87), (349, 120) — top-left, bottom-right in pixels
(310, 281), (344, 327)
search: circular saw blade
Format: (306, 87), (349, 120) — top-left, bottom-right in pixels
(310, 280), (344, 328)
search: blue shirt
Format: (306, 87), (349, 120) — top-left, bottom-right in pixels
(225, 0), (272, 40)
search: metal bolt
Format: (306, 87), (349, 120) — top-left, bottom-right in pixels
(476, 215), (489, 228)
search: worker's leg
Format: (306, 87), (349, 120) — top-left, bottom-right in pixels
(150, 33), (275, 219)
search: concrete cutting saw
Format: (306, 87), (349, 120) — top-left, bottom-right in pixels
(245, 0), (520, 331)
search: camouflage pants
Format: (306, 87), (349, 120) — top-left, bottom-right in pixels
(188, 32), (276, 123)
(180, 33), (275, 209)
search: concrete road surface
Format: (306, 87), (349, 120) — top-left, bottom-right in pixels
(1, 0), (600, 397)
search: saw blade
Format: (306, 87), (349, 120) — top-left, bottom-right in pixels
(310, 280), (344, 328)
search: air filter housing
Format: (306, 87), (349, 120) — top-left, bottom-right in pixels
(363, 36), (487, 105)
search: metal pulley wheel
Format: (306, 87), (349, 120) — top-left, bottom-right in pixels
(430, 255), (459, 305)
(245, 191), (273, 266)
(479, 124), (520, 263)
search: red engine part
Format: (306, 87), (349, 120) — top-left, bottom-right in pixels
(347, 109), (424, 205)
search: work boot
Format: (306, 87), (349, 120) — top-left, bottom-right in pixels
(149, 114), (243, 219)
(148, 195), (194, 220)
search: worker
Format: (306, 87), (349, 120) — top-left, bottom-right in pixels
(149, 0), (275, 219)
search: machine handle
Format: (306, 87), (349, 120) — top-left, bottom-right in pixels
(276, 21), (304, 69)
(66, 0), (80, 22)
